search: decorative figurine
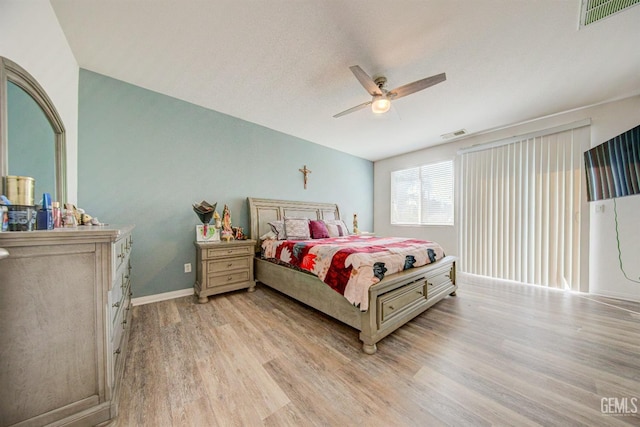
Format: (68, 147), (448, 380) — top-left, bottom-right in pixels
(353, 213), (359, 235)
(221, 204), (234, 241)
(214, 211), (221, 229)
(233, 226), (245, 240)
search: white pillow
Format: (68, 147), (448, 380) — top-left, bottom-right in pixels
(260, 230), (277, 240)
(268, 220), (286, 240)
(323, 219), (349, 237)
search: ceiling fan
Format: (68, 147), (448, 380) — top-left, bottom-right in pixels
(333, 65), (446, 118)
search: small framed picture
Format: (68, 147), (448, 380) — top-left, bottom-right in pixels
(196, 225), (220, 242)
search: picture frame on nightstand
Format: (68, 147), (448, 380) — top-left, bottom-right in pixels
(196, 225), (220, 242)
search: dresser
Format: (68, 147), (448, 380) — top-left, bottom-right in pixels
(0, 225), (134, 427)
(194, 239), (256, 303)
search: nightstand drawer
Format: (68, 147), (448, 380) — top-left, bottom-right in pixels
(207, 245), (253, 259)
(207, 269), (251, 288)
(207, 256), (251, 273)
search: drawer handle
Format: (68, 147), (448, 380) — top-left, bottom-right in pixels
(114, 348), (121, 355)
(416, 290), (423, 295)
(126, 305), (131, 311)
(227, 263), (233, 267)
(228, 250), (233, 254)
(129, 291), (133, 297)
(389, 305), (395, 310)
(122, 319), (127, 328)
(227, 276), (233, 281)
(112, 301), (120, 308)
(427, 282), (432, 287)
(125, 274), (129, 279)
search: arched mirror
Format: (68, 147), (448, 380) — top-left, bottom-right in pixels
(0, 56), (66, 205)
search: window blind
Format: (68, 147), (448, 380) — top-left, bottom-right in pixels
(391, 160), (454, 226)
(459, 125), (590, 290)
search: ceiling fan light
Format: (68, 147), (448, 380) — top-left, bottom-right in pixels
(371, 96), (391, 114)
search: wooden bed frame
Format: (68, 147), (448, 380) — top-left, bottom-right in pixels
(247, 197), (457, 354)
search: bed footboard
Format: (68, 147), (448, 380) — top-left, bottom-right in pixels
(255, 255), (457, 354)
(358, 256), (457, 354)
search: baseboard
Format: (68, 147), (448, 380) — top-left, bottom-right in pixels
(131, 288), (194, 306)
(589, 290), (640, 303)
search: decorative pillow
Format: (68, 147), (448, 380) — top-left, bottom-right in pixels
(268, 220), (286, 240)
(284, 217), (311, 240)
(309, 220), (330, 239)
(323, 219), (349, 237)
(260, 230), (277, 240)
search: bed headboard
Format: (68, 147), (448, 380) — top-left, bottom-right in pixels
(247, 197), (341, 253)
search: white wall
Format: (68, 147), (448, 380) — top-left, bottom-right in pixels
(0, 0), (79, 203)
(374, 95), (640, 301)
(586, 97), (640, 302)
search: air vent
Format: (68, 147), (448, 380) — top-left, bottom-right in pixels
(441, 129), (467, 140)
(580, 0), (640, 27)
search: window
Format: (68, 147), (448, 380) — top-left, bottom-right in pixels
(391, 160), (454, 225)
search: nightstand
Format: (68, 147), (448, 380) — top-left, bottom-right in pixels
(194, 239), (256, 303)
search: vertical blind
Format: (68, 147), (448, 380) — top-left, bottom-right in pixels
(459, 125), (590, 290)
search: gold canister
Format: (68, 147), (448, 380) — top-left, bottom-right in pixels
(3, 176), (35, 206)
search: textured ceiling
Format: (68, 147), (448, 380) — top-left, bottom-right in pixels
(50, 0), (640, 161)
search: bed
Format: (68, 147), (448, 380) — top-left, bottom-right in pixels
(248, 197), (457, 354)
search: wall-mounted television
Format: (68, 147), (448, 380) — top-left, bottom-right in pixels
(584, 123), (640, 202)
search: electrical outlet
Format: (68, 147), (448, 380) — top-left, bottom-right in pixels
(595, 204), (605, 213)
(184, 263), (192, 273)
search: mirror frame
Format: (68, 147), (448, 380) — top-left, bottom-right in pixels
(0, 56), (66, 204)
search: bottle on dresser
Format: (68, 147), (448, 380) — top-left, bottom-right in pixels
(52, 202), (62, 228)
(36, 193), (54, 230)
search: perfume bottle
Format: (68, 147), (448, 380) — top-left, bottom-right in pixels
(52, 202), (62, 228)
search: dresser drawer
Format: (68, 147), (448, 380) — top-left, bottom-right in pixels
(207, 245), (253, 259)
(113, 240), (126, 272)
(110, 295), (121, 328)
(109, 296), (129, 388)
(110, 273), (123, 311)
(207, 269), (251, 288)
(378, 279), (427, 324)
(112, 299), (129, 352)
(207, 256), (251, 273)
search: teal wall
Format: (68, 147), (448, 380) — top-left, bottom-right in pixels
(78, 70), (373, 297)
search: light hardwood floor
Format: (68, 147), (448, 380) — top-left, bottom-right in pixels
(116, 278), (640, 426)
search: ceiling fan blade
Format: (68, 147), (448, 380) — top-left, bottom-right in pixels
(389, 72), (446, 100)
(333, 101), (372, 118)
(349, 65), (382, 96)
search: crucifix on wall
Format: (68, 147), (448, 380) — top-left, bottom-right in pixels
(299, 165), (312, 189)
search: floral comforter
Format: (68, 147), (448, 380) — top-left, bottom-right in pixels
(261, 235), (445, 311)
